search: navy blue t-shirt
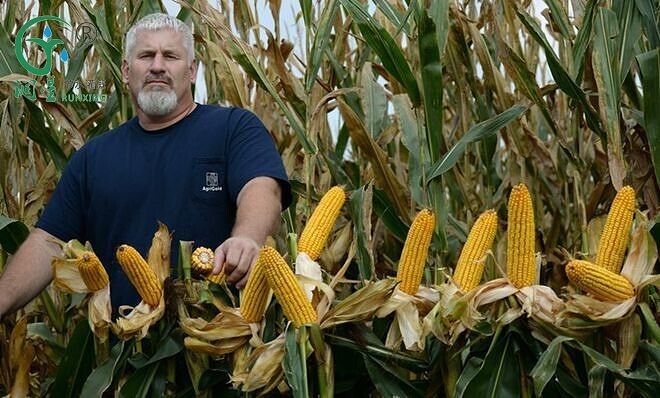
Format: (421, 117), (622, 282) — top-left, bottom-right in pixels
(36, 104), (291, 310)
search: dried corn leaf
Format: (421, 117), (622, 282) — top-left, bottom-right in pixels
(184, 336), (250, 356)
(295, 252), (323, 301)
(321, 278), (396, 328)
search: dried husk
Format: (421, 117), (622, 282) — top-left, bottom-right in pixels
(51, 240), (112, 339)
(112, 223), (171, 340)
(558, 216), (659, 329)
(376, 284), (439, 351)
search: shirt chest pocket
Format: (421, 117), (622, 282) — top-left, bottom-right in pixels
(192, 157), (227, 205)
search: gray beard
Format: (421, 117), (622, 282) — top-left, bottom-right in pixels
(137, 89), (177, 116)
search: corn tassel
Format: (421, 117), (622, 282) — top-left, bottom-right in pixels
(76, 251), (109, 292)
(298, 186), (346, 260)
(260, 246), (317, 327)
(453, 210), (498, 292)
(566, 260), (635, 302)
(595, 186), (636, 274)
(507, 184), (536, 288)
(396, 209), (436, 295)
(239, 256), (269, 323)
(191, 247), (214, 275)
(116, 245), (162, 306)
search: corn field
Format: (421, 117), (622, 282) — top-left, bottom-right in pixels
(1, 0), (659, 396)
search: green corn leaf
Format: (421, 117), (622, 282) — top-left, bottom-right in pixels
(516, 6), (606, 140)
(418, 6), (446, 160)
(456, 333), (521, 398)
(373, 0), (410, 36)
(0, 215), (29, 254)
(305, 0), (338, 92)
(23, 99), (69, 171)
(572, 0), (599, 80)
(283, 326), (309, 398)
(340, 0), (421, 106)
(637, 49), (660, 188)
(429, 0), (451, 62)
(51, 321), (96, 398)
(543, 0), (573, 39)
(530, 336), (574, 395)
(118, 362), (160, 398)
(363, 354), (425, 397)
(80, 341), (127, 397)
(496, 38), (558, 135)
(615, 0), (643, 84)
(635, 0), (660, 49)
(427, 105), (527, 182)
(394, 94), (424, 205)
(349, 185), (374, 281)
(299, 0), (312, 29)
(593, 7), (625, 188)
(361, 62), (389, 139)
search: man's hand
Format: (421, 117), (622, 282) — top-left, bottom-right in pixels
(213, 236), (260, 288)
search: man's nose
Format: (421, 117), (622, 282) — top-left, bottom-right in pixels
(149, 53), (166, 72)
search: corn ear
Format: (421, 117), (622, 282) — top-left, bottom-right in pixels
(260, 246), (317, 327)
(507, 184), (536, 288)
(191, 247), (215, 275)
(566, 260), (635, 302)
(453, 210), (498, 292)
(595, 186), (636, 274)
(396, 209), (436, 295)
(116, 245), (162, 306)
(77, 251), (109, 291)
(240, 255), (269, 322)
(298, 186), (346, 260)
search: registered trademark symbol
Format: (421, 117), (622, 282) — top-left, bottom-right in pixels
(76, 22), (97, 46)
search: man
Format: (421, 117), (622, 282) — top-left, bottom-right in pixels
(0, 13), (291, 317)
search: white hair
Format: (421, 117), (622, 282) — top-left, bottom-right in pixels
(124, 13), (194, 62)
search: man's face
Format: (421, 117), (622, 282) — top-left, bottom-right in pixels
(121, 29), (196, 116)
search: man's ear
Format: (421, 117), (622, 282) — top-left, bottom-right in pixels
(189, 60), (198, 83)
(121, 59), (129, 84)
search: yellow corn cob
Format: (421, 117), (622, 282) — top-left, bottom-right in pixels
(507, 184), (536, 288)
(396, 209), (436, 295)
(239, 256), (269, 322)
(206, 271), (226, 285)
(260, 246), (317, 327)
(595, 186), (636, 274)
(76, 251), (109, 292)
(453, 210), (498, 292)
(298, 186), (346, 260)
(116, 245), (162, 306)
(191, 247), (214, 275)
(565, 260), (635, 301)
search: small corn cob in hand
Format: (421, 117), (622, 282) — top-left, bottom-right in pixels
(507, 184), (536, 288)
(595, 186), (636, 274)
(77, 251), (109, 291)
(566, 260), (634, 302)
(191, 247), (215, 275)
(239, 255), (270, 323)
(396, 209), (436, 295)
(453, 210), (498, 292)
(260, 246), (317, 327)
(298, 186), (346, 260)
(116, 245), (162, 306)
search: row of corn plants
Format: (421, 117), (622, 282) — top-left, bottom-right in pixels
(1, 0), (659, 396)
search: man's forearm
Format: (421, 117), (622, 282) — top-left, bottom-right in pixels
(0, 228), (60, 318)
(232, 176), (283, 244)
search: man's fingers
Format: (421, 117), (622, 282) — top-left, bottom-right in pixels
(213, 247), (225, 274)
(226, 250), (250, 284)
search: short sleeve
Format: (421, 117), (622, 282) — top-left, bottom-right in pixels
(35, 148), (87, 241)
(225, 109), (292, 209)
